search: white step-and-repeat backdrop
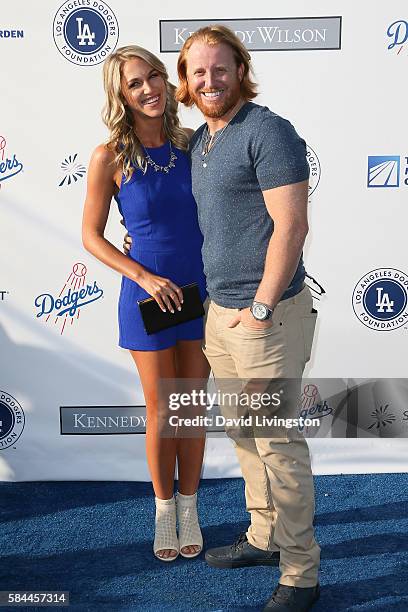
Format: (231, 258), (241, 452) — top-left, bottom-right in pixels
(1, 1), (408, 481)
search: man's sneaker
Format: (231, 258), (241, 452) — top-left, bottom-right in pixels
(205, 532), (280, 569)
(262, 583), (320, 611)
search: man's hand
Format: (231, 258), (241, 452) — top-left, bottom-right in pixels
(228, 307), (273, 330)
(120, 218), (132, 255)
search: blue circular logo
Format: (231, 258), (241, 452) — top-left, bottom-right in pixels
(363, 279), (407, 321)
(53, 1), (119, 66)
(352, 268), (408, 331)
(64, 9), (108, 54)
(0, 390), (25, 450)
(0, 401), (15, 438)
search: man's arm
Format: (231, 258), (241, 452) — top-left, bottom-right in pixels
(228, 179), (308, 329)
(254, 179), (308, 307)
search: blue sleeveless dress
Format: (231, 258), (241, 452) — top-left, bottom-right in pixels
(114, 142), (207, 350)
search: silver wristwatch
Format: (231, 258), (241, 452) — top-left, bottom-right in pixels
(250, 301), (274, 321)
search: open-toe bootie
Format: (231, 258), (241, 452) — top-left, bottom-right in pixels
(177, 492), (203, 559)
(153, 496), (179, 562)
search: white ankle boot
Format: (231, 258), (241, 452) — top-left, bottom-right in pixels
(153, 496), (179, 562)
(176, 492), (203, 558)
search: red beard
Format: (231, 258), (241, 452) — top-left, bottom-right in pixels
(189, 81), (241, 119)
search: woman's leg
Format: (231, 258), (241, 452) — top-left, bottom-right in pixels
(175, 339), (210, 493)
(130, 347), (178, 559)
(175, 339), (210, 554)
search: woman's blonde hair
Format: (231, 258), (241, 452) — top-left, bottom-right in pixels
(176, 25), (258, 106)
(102, 45), (188, 181)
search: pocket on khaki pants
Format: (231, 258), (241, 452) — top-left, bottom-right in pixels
(301, 310), (317, 363)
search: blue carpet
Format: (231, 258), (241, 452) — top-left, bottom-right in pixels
(0, 474), (407, 611)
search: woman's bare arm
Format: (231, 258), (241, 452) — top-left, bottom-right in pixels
(82, 145), (145, 283)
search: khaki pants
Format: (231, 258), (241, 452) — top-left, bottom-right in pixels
(203, 285), (320, 587)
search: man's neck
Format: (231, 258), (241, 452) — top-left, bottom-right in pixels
(205, 98), (246, 135)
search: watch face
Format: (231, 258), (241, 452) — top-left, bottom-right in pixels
(252, 303), (268, 320)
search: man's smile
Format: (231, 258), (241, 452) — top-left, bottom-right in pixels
(201, 90), (224, 99)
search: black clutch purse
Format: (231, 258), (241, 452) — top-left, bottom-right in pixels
(137, 282), (205, 335)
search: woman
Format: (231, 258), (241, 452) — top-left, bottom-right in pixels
(82, 45), (209, 562)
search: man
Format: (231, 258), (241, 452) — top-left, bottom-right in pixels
(175, 26), (320, 612)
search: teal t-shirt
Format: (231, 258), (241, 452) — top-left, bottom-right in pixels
(190, 102), (309, 309)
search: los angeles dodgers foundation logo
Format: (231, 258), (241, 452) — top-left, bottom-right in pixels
(35, 263), (104, 335)
(0, 391), (25, 451)
(306, 145), (321, 198)
(352, 268), (408, 331)
(53, 0), (119, 66)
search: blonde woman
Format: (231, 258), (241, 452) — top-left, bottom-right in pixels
(82, 46), (209, 562)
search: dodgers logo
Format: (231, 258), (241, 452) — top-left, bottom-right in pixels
(34, 263), (104, 335)
(387, 20), (408, 54)
(306, 145), (321, 198)
(0, 390), (25, 451)
(53, 0), (119, 66)
(367, 155), (400, 187)
(0, 135), (23, 183)
(352, 268), (408, 331)
(298, 384), (332, 433)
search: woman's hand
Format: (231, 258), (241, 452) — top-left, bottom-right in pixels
(120, 219), (132, 255)
(118, 221), (182, 312)
(138, 271), (183, 313)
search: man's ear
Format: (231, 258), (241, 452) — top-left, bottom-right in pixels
(238, 63), (244, 82)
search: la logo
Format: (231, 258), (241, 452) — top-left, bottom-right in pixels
(376, 287), (394, 313)
(76, 17), (95, 46)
